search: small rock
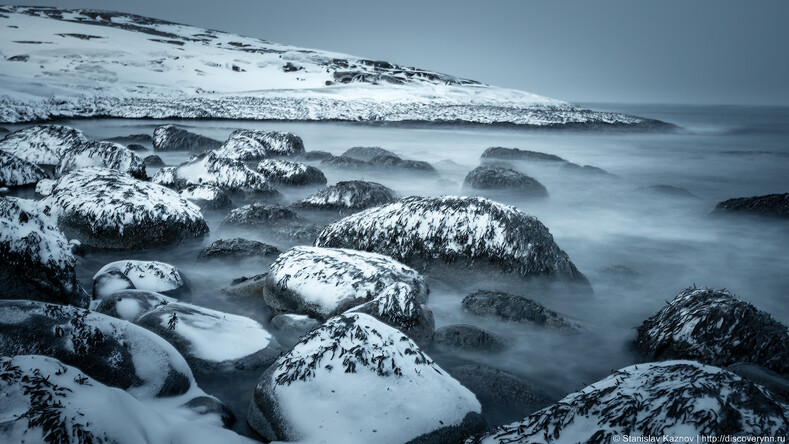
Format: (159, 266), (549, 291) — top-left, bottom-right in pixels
(153, 125), (222, 152)
(462, 290), (577, 330)
(432, 324), (507, 353)
(197, 238), (280, 262)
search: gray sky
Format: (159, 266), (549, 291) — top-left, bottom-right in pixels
(5, 0), (789, 105)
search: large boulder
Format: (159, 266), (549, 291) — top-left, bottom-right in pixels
(216, 129), (305, 160)
(96, 291), (281, 372)
(477, 361), (789, 443)
(43, 167), (209, 250)
(152, 124), (222, 152)
(315, 196), (588, 284)
(0, 125), (88, 166)
(715, 193), (789, 218)
(264, 246), (428, 321)
(635, 287), (789, 374)
(55, 140), (147, 179)
(0, 300), (194, 398)
(293, 180), (398, 211)
(0, 197), (88, 307)
(0, 150), (48, 187)
(0, 355), (253, 444)
(220, 203), (320, 242)
(463, 165), (548, 197)
(247, 313), (485, 443)
(152, 150), (278, 198)
(462, 290), (577, 330)
(256, 158), (327, 185)
(348, 281), (435, 345)
(341, 146), (398, 162)
(144, 154), (165, 166)
(432, 324), (508, 353)
(197, 238), (280, 263)
(93, 260), (191, 300)
(480, 147), (565, 162)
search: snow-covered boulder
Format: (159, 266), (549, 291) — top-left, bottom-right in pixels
(0, 355), (253, 444)
(216, 129), (305, 160)
(0, 197), (88, 307)
(293, 180), (398, 211)
(93, 260), (191, 300)
(247, 313), (485, 443)
(220, 203), (320, 242)
(480, 147), (566, 162)
(448, 364), (553, 426)
(462, 290), (577, 330)
(154, 150), (278, 197)
(315, 196), (588, 283)
(34, 178), (56, 196)
(635, 287), (789, 374)
(0, 150), (48, 187)
(0, 300), (194, 398)
(264, 246), (428, 321)
(715, 193), (789, 218)
(433, 324), (508, 353)
(256, 158), (327, 185)
(179, 184), (233, 210)
(463, 165), (548, 197)
(341, 146), (398, 162)
(153, 124), (222, 152)
(477, 361), (789, 443)
(43, 167), (209, 250)
(348, 282), (435, 345)
(197, 238), (280, 262)
(56, 140), (147, 179)
(96, 291), (281, 372)
(0, 125), (88, 166)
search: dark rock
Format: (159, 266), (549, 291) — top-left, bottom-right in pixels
(462, 290), (577, 330)
(221, 273), (267, 301)
(562, 162), (611, 176)
(462, 165), (548, 197)
(220, 203), (320, 242)
(715, 193), (789, 218)
(726, 362), (789, 402)
(320, 155), (369, 169)
(478, 361), (789, 443)
(433, 324), (507, 353)
(635, 287), (789, 374)
(43, 168), (209, 250)
(315, 196), (588, 284)
(0, 149), (48, 187)
(143, 154), (164, 166)
(107, 133), (153, 144)
(269, 314), (320, 336)
(182, 396), (236, 428)
(92, 260), (191, 300)
(0, 125), (88, 166)
(127, 143), (148, 152)
(639, 184), (699, 198)
(341, 146), (398, 162)
(56, 140), (147, 179)
(247, 313), (484, 443)
(256, 159), (327, 185)
(153, 124), (222, 152)
(0, 127), (9, 134)
(293, 180), (398, 211)
(480, 147), (565, 162)
(298, 150), (334, 161)
(0, 197), (89, 307)
(197, 238), (280, 262)
(448, 364), (553, 426)
(368, 154), (438, 175)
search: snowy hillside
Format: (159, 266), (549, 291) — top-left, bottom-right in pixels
(0, 6), (664, 127)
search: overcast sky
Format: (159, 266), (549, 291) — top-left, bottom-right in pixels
(6, 0), (789, 105)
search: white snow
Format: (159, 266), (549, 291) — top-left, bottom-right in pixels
(164, 151), (276, 194)
(0, 125), (87, 165)
(0, 150), (47, 186)
(0, 196), (74, 273)
(55, 140), (145, 178)
(94, 260), (184, 294)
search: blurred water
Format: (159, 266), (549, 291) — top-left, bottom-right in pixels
(6, 104), (788, 431)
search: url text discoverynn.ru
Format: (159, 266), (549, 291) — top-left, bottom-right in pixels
(613, 434), (786, 443)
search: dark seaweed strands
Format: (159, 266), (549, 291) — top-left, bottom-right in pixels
(487, 363), (789, 443)
(274, 316), (435, 386)
(0, 358), (100, 444)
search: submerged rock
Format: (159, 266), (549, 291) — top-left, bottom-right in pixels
(256, 158), (327, 185)
(0, 197), (88, 307)
(0, 124), (88, 166)
(0, 300), (194, 398)
(715, 192), (789, 218)
(197, 238), (280, 262)
(477, 361), (789, 443)
(320, 154), (369, 169)
(298, 150), (333, 161)
(217, 129), (305, 160)
(293, 180), (398, 211)
(562, 162), (611, 176)
(93, 260), (191, 300)
(347, 282), (435, 345)
(43, 167), (208, 250)
(0, 355), (251, 444)
(480, 147), (565, 162)
(221, 273), (267, 301)
(153, 124), (222, 152)
(433, 324), (507, 353)
(638, 184), (699, 198)
(220, 203), (320, 242)
(247, 313), (485, 443)
(264, 246), (428, 320)
(179, 184), (233, 210)
(144, 154), (164, 166)
(368, 154), (438, 174)
(0, 150), (48, 187)
(341, 146), (398, 161)
(56, 140), (147, 179)
(320, 151), (436, 174)
(315, 196), (588, 283)
(270, 313), (320, 336)
(127, 143), (148, 152)
(463, 165), (548, 197)
(635, 287), (789, 374)
(462, 290), (577, 330)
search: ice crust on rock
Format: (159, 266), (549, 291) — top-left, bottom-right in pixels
(56, 140), (147, 179)
(0, 125), (88, 165)
(0, 150), (48, 187)
(293, 180), (398, 211)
